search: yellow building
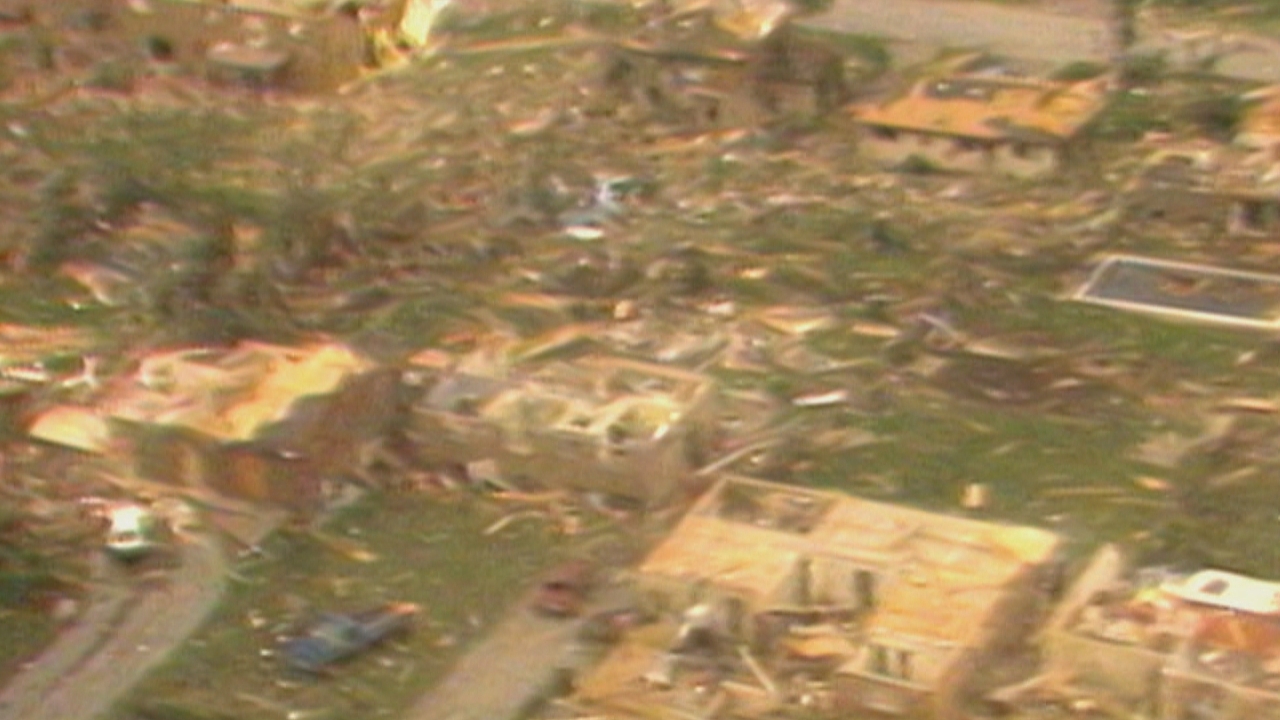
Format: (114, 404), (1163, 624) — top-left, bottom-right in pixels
(571, 476), (1064, 720)
(850, 74), (1110, 178)
(29, 341), (399, 513)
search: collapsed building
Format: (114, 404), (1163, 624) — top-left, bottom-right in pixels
(551, 475), (1064, 720)
(588, 12), (849, 131)
(849, 73), (1110, 177)
(1043, 545), (1280, 720)
(1236, 84), (1280, 155)
(1124, 144), (1280, 237)
(405, 353), (720, 508)
(27, 341), (399, 514)
(0, 0), (405, 91)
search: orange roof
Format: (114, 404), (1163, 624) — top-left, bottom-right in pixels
(851, 75), (1109, 142)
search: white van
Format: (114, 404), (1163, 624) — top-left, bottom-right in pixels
(105, 505), (161, 561)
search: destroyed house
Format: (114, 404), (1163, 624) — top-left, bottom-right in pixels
(574, 476), (1063, 720)
(112, 0), (383, 92)
(0, 323), (97, 434)
(7, 0), (389, 91)
(1043, 547), (1280, 720)
(590, 21), (848, 131)
(1125, 146), (1280, 236)
(850, 74), (1109, 177)
(29, 342), (398, 513)
(406, 355), (717, 507)
(1237, 85), (1280, 154)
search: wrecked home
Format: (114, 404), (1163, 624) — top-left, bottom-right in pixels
(1125, 144), (1280, 237)
(1043, 545), (1280, 720)
(28, 341), (399, 513)
(555, 475), (1063, 720)
(406, 354), (719, 507)
(849, 73), (1110, 177)
(589, 12), (848, 130)
(4, 0), (397, 91)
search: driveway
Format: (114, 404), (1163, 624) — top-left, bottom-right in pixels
(405, 528), (652, 720)
(804, 0), (1280, 82)
(0, 535), (227, 720)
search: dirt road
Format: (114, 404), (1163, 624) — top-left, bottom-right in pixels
(804, 0), (1280, 82)
(0, 536), (227, 720)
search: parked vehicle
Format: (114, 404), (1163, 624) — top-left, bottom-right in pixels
(282, 602), (419, 673)
(104, 504), (163, 561)
(578, 606), (654, 644)
(533, 559), (595, 617)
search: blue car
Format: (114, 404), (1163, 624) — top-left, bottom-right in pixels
(282, 602), (420, 673)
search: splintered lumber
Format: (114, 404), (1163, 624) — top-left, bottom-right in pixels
(736, 645), (780, 699)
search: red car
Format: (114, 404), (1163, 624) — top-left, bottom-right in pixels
(532, 559), (594, 617)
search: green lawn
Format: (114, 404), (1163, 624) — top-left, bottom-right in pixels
(103, 492), (580, 720)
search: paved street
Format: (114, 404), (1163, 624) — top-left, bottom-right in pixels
(806, 0), (1114, 64)
(803, 0), (1280, 82)
(405, 530), (650, 720)
(0, 537), (227, 720)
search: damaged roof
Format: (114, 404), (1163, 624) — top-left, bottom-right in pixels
(636, 514), (802, 600)
(426, 353), (712, 444)
(851, 75), (1110, 142)
(1134, 143), (1280, 198)
(101, 341), (373, 443)
(638, 476), (1061, 643)
(662, 0), (796, 42)
(1237, 84), (1280, 148)
(149, 0), (384, 20)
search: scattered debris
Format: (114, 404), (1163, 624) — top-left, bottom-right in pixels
(961, 482), (989, 509)
(531, 558), (596, 618)
(790, 389), (849, 407)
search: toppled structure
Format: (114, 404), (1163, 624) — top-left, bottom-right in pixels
(5, 0), (401, 91)
(849, 73), (1110, 177)
(29, 341), (399, 513)
(553, 475), (1064, 720)
(588, 11), (849, 130)
(1043, 546), (1280, 719)
(1237, 84), (1280, 154)
(1125, 144), (1280, 237)
(405, 354), (719, 508)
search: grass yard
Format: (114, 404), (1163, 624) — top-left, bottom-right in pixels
(103, 491), (586, 720)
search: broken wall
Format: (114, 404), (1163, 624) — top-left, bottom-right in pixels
(1159, 653), (1280, 720)
(1125, 186), (1229, 227)
(991, 141), (1061, 178)
(1041, 545), (1167, 708)
(857, 127), (994, 174)
(805, 554), (890, 610)
(855, 126), (1064, 177)
(110, 418), (324, 513)
(407, 368), (718, 506)
(219, 443), (323, 513)
(114, 1), (369, 92)
(833, 668), (933, 719)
